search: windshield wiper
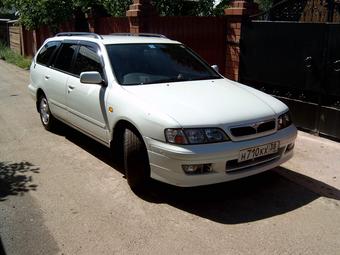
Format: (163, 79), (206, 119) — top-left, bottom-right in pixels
(190, 75), (221, 81)
(142, 77), (189, 84)
(124, 75), (220, 85)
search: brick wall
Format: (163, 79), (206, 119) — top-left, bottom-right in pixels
(224, 1), (259, 81)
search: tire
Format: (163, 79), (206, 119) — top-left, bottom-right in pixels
(38, 94), (56, 131)
(123, 128), (150, 191)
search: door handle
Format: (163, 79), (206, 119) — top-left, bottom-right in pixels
(333, 60), (340, 72)
(67, 85), (75, 94)
(44, 75), (50, 80)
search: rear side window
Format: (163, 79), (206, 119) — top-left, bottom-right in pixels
(73, 45), (103, 76)
(53, 43), (78, 73)
(36, 41), (60, 66)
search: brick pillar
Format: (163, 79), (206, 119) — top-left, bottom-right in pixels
(126, 0), (157, 33)
(224, 0), (258, 81)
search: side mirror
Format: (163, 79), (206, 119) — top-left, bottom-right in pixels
(80, 71), (103, 85)
(211, 65), (219, 73)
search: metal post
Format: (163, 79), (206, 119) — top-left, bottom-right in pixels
(327, 0), (335, 22)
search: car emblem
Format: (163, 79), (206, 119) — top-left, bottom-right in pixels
(250, 122), (262, 132)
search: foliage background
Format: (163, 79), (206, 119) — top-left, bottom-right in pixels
(0, 0), (274, 29)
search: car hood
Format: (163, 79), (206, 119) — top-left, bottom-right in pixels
(122, 79), (288, 127)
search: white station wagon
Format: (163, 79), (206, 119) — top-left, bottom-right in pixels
(28, 32), (297, 191)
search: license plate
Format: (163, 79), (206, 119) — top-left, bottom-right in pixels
(238, 142), (280, 163)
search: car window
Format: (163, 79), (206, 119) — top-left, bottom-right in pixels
(73, 45), (103, 77)
(36, 41), (60, 66)
(106, 44), (221, 85)
(53, 43), (78, 73)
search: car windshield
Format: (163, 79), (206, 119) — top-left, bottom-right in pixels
(106, 43), (221, 85)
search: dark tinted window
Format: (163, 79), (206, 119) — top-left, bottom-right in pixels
(36, 41), (60, 66)
(53, 43), (78, 73)
(73, 45), (103, 76)
(106, 44), (221, 85)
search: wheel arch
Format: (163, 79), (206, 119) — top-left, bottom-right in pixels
(110, 119), (148, 171)
(36, 88), (46, 112)
(110, 119), (145, 149)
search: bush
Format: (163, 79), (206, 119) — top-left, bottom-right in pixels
(0, 42), (31, 69)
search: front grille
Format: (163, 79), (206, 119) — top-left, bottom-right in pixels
(257, 120), (276, 132)
(231, 126), (256, 136)
(230, 119), (276, 137)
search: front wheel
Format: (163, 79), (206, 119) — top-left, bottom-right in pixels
(123, 128), (150, 192)
(38, 94), (56, 131)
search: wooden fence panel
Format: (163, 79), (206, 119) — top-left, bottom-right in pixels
(9, 25), (21, 53)
(95, 17), (130, 34)
(148, 17), (227, 75)
(22, 29), (35, 56)
(35, 26), (53, 49)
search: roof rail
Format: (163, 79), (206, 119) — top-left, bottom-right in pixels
(55, 32), (103, 39)
(110, 33), (167, 38)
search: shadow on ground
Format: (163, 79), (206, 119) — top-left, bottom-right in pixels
(0, 237), (5, 255)
(0, 161), (39, 201)
(53, 123), (125, 174)
(139, 168), (339, 224)
(54, 123), (340, 224)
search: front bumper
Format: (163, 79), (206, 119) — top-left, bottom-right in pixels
(145, 125), (297, 187)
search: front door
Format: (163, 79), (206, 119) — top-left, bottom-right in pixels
(66, 43), (108, 143)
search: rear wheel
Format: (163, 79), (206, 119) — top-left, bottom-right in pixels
(38, 94), (56, 131)
(123, 127), (150, 191)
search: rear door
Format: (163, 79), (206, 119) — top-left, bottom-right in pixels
(46, 42), (78, 121)
(65, 42), (109, 143)
(31, 40), (68, 120)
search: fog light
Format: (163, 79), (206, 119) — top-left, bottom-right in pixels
(182, 164), (213, 175)
(286, 143), (295, 153)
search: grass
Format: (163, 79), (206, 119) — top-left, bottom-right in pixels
(0, 42), (31, 69)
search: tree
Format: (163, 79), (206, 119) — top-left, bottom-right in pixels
(153, 0), (215, 16)
(213, 0), (231, 16)
(255, 0), (274, 11)
(101, 0), (216, 17)
(5, 0), (271, 31)
(0, 0), (15, 19)
(3, 0), (108, 31)
(72, 0), (104, 32)
(213, 0), (274, 14)
(3, 0), (74, 30)
(101, 0), (132, 17)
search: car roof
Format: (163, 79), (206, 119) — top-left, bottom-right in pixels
(45, 34), (181, 45)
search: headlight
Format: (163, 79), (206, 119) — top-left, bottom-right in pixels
(165, 128), (230, 145)
(277, 111), (292, 130)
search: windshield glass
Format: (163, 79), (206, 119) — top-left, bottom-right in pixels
(106, 43), (221, 85)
